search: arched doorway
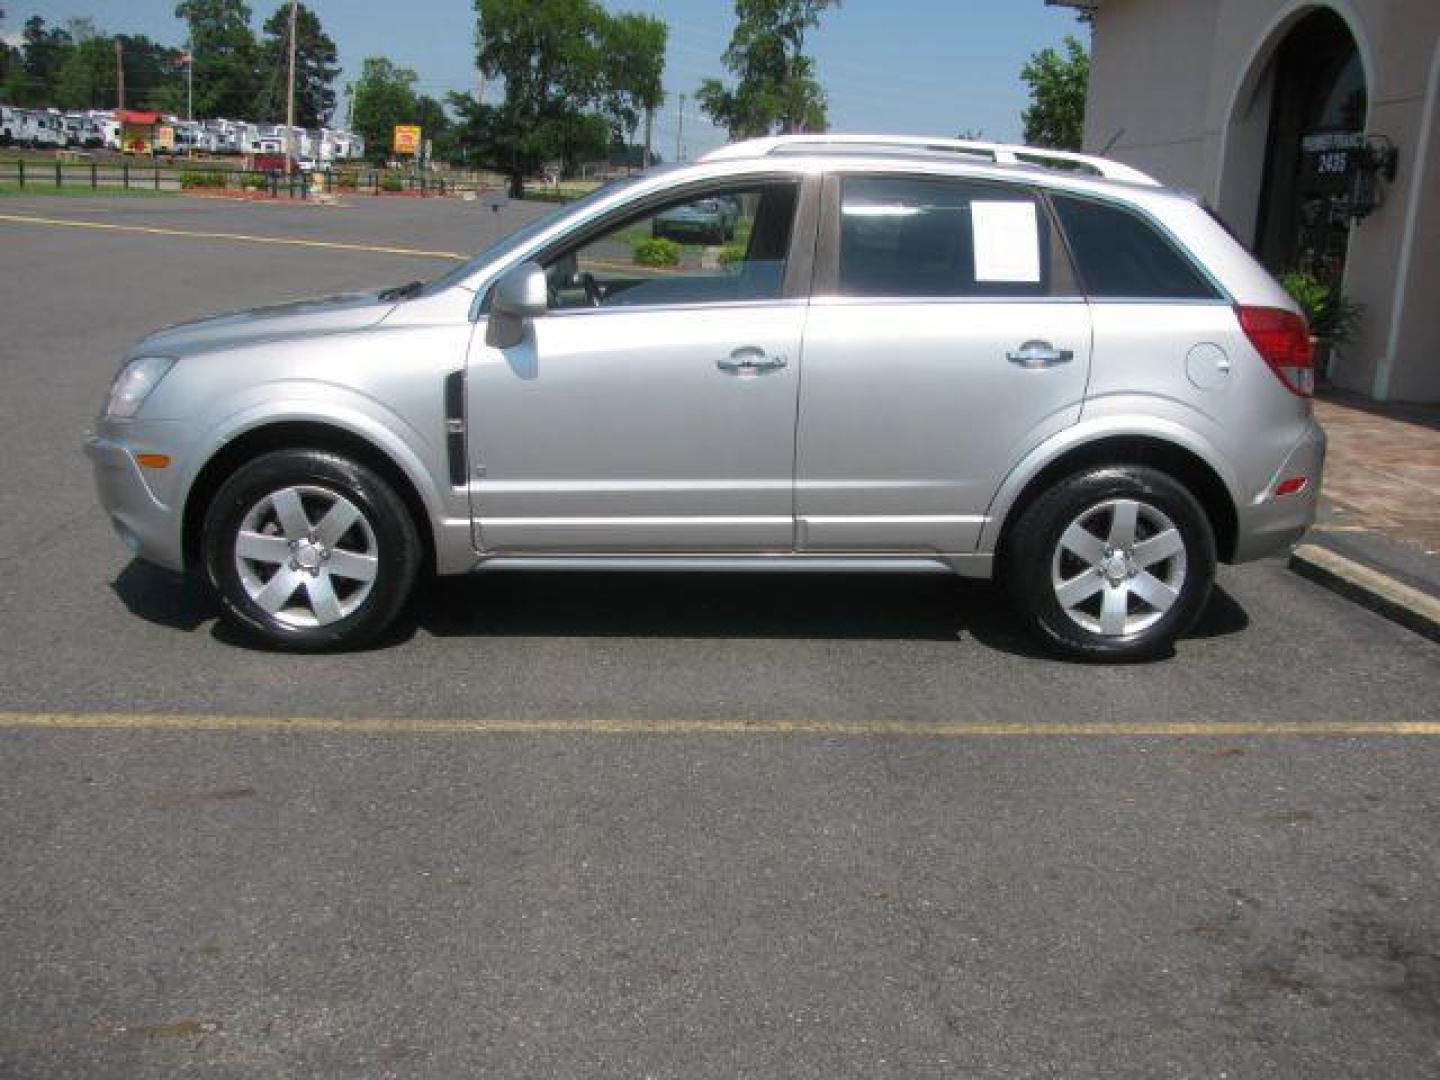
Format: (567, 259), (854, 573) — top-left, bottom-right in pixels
(1252, 9), (1368, 284)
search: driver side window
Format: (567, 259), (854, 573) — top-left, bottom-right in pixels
(543, 182), (799, 311)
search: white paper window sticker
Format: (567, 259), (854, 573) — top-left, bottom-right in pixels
(971, 200), (1041, 284)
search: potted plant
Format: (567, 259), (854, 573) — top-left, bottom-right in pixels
(1281, 271), (1364, 380)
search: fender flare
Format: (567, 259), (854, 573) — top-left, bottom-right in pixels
(978, 415), (1243, 554)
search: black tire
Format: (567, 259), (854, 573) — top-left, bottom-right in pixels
(1002, 466), (1217, 662)
(201, 449), (421, 652)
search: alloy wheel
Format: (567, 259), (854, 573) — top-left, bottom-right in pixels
(233, 485), (379, 628)
(1050, 498), (1188, 637)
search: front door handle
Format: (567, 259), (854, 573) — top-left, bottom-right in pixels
(718, 347), (788, 374)
(1007, 340), (1074, 368)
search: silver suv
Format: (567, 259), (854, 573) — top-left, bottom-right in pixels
(86, 134), (1325, 661)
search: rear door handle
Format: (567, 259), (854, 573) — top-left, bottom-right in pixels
(718, 347), (788, 374)
(1007, 341), (1074, 368)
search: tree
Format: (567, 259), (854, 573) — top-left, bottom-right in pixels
(697, 0), (839, 139)
(1020, 34), (1089, 151)
(254, 2), (339, 126)
(349, 56), (418, 162)
(52, 35), (112, 109)
(11, 15), (75, 105)
(472, 0), (667, 195)
(175, 0), (259, 119)
(598, 13), (667, 140)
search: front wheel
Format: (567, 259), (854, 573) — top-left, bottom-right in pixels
(1003, 466), (1216, 662)
(201, 449), (421, 651)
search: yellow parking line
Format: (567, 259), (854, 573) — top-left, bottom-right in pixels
(0, 212), (465, 260)
(0, 711), (1437, 738)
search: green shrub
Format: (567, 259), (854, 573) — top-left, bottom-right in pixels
(380, 173), (405, 193)
(179, 168), (228, 190)
(1281, 271), (1363, 345)
(633, 237), (681, 268)
(335, 169), (359, 190)
(717, 244), (746, 268)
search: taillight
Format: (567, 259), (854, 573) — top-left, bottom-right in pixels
(1236, 306), (1315, 397)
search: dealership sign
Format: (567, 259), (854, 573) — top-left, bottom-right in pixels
(392, 125), (422, 155)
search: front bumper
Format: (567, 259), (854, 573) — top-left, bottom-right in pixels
(84, 430), (186, 572)
(1231, 417), (1327, 563)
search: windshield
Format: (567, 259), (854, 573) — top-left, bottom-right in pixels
(416, 177), (645, 298)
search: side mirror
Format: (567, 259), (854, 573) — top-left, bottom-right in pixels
(485, 261), (547, 348)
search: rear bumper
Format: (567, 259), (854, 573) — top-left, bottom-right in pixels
(84, 432), (186, 572)
(1231, 418), (1327, 563)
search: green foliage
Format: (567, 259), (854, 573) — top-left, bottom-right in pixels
(180, 167), (228, 188)
(380, 171), (404, 192)
(1020, 34), (1089, 151)
(3, 14), (189, 112)
(253, 3), (338, 126)
(717, 243), (746, 268)
(4, 15), (73, 105)
(471, 0), (667, 191)
(633, 236), (680, 267)
(349, 57), (419, 163)
(51, 35), (112, 109)
(175, 0), (260, 119)
(697, 0), (839, 139)
(1281, 271), (1364, 345)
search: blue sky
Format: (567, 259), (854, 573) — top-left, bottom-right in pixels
(2, 1), (1089, 154)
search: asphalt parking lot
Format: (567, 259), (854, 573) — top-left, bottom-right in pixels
(2, 193), (1438, 1078)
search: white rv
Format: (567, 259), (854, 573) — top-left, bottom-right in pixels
(19, 109), (66, 148)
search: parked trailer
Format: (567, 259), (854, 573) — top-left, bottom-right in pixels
(18, 109), (67, 148)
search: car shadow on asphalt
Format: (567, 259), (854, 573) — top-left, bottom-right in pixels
(110, 560), (1251, 662)
(111, 559), (220, 632)
(413, 571), (1252, 661)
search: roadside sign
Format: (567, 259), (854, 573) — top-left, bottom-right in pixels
(392, 125), (422, 155)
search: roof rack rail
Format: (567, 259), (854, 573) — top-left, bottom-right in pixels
(698, 133), (1160, 186)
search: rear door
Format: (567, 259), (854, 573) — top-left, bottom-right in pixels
(795, 173), (1091, 554)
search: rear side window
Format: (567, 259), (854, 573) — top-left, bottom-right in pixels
(1051, 195), (1219, 300)
(836, 176), (1070, 298)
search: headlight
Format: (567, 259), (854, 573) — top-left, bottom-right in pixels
(105, 356), (175, 418)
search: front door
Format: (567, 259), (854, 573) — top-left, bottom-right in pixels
(466, 178), (810, 553)
(796, 174), (1092, 554)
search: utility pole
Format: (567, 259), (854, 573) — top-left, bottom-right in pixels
(676, 93), (685, 162)
(284, 0), (298, 178)
(643, 105), (653, 170)
(186, 41), (193, 122)
(115, 38), (124, 111)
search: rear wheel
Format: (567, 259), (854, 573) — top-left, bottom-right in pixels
(1003, 466), (1216, 662)
(201, 449), (421, 651)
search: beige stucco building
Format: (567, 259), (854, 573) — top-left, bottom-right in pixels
(1050, 0), (1440, 403)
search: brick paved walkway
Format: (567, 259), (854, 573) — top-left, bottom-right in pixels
(1314, 392), (1440, 555)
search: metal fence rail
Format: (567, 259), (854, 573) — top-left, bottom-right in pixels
(0, 159), (476, 198)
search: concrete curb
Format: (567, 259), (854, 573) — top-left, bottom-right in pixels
(1289, 543), (1440, 644)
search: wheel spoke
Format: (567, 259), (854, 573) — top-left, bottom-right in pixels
(1100, 584), (1130, 635)
(1132, 528), (1184, 569)
(235, 530), (291, 565)
(1129, 570), (1179, 613)
(1055, 567), (1105, 609)
(1107, 500), (1139, 548)
(1060, 523), (1107, 565)
(314, 500), (361, 548)
(305, 574), (345, 625)
(254, 567), (302, 614)
(270, 488), (311, 540)
(326, 549), (378, 582)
